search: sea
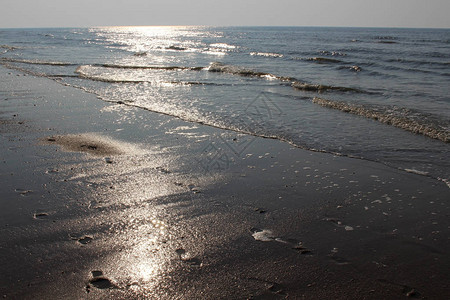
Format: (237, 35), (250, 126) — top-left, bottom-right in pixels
(0, 26), (449, 184)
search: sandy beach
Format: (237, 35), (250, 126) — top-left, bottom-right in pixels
(1, 65), (449, 299)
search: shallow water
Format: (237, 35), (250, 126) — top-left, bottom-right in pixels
(0, 26), (448, 181)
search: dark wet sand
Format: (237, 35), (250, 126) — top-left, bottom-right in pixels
(0, 66), (449, 299)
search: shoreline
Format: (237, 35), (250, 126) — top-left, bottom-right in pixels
(3, 59), (448, 188)
(1, 65), (449, 299)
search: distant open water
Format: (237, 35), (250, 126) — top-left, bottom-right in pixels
(1, 27), (449, 184)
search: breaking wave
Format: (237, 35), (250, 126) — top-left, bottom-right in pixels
(74, 65), (221, 85)
(312, 97), (449, 143)
(2, 57), (364, 94)
(207, 62), (364, 93)
(207, 62), (276, 78)
(250, 52), (284, 58)
(318, 51), (346, 56)
(210, 43), (236, 49)
(95, 64), (204, 71)
(338, 65), (362, 72)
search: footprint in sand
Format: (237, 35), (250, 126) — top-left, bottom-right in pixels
(33, 212), (48, 219)
(78, 236), (93, 245)
(187, 184), (201, 194)
(91, 271), (103, 277)
(87, 270), (117, 291)
(69, 234), (93, 245)
(90, 277), (114, 289)
(254, 208), (267, 214)
(175, 248), (186, 258)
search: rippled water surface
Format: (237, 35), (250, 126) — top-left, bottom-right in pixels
(1, 26), (449, 181)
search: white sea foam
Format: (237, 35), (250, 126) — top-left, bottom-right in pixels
(252, 230), (275, 242)
(210, 43), (236, 49)
(250, 52), (283, 58)
(202, 50), (227, 56)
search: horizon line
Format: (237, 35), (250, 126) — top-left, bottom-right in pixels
(1, 24), (450, 30)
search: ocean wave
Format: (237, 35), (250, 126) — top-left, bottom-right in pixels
(375, 36), (398, 41)
(207, 62), (293, 81)
(250, 52), (284, 58)
(411, 39), (450, 44)
(377, 40), (398, 44)
(77, 61), (364, 95)
(47, 75), (80, 79)
(312, 97), (449, 143)
(95, 64), (204, 71)
(75, 65), (219, 85)
(202, 50), (227, 56)
(207, 62), (274, 77)
(80, 61), (364, 93)
(75, 75), (213, 86)
(381, 63), (443, 75)
(318, 51), (346, 57)
(156, 45), (230, 56)
(307, 57), (342, 63)
(166, 45), (187, 51)
(133, 52), (147, 57)
(0, 45), (19, 51)
(75, 76), (146, 84)
(163, 45), (229, 56)
(39, 33), (55, 38)
(75, 65), (144, 83)
(292, 82), (362, 93)
(385, 58), (450, 67)
(0, 57), (76, 66)
(338, 65), (362, 72)
(168, 81), (227, 86)
(209, 43), (236, 49)
(207, 62), (363, 93)
(157, 80), (226, 87)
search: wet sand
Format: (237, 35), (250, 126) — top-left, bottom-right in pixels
(41, 134), (126, 157)
(0, 66), (449, 299)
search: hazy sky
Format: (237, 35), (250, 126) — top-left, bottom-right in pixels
(1, 0), (449, 28)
